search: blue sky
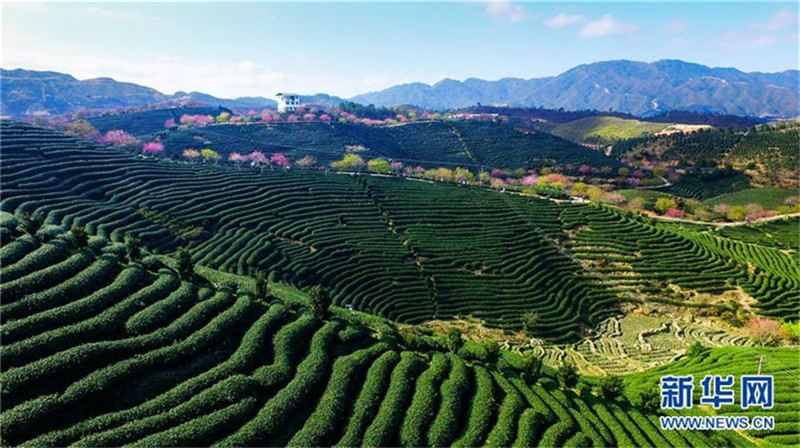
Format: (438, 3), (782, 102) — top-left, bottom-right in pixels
(3, 2), (797, 99)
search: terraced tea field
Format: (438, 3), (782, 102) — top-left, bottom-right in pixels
(1, 120), (799, 448)
(2, 120), (798, 342)
(157, 120), (619, 170)
(533, 314), (754, 377)
(626, 347), (800, 447)
(1, 229), (794, 448)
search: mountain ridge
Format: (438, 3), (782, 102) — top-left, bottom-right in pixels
(352, 59), (799, 117)
(2, 59), (798, 118)
(0, 68), (345, 117)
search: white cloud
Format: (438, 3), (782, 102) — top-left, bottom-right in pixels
(2, 2), (48, 11)
(85, 6), (156, 21)
(578, 15), (640, 38)
(662, 18), (688, 34)
(1, 27), (428, 98)
(485, 1), (528, 24)
(544, 13), (587, 29)
(752, 9), (796, 31)
(714, 10), (797, 50)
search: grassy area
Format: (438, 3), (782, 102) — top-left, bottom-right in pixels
(549, 116), (672, 143)
(618, 188), (677, 203)
(704, 188), (798, 209)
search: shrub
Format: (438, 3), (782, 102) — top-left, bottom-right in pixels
(635, 385), (660, 413)
(597, 376), (624, 401)
(124, 234), (142, 262)
(253, 272), (271, 302)
(745, 318), (787, 346)
(654, 198), (679, 213)
(367, 158), (391, 174)
(483, 339), (501, 363)
(307, 285), (332, 321)
(17, 211), (43, 237)
(686, 341), (708, 357)
(520, 352), (543, 384)
(176, 248), (194, 279)
(557, 361), (579, 389)
(444, 328), (463, 353)
(69, 225), (89, 249)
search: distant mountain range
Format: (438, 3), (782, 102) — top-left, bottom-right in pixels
(0, 68), (344, 117)
(352, 60), (799, 118)
(2, 60), (798, 118)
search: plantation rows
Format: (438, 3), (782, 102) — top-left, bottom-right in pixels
(0, 230), (747, 447)
(1, 120), (622, 341)
(3, 120), (797, 337)
(729, 127), (799, 173)
(686, 232), (800, 318)
(626, 347), (800, 447)
(561, 205), (799, 320)
(612, 125), (799, 174)
(88, 107), (226, 137)
(158, 121), (619, 170)
(719, 218), (800, 251)
(663, 173), (751, 199)
(538, 316), (753, 377)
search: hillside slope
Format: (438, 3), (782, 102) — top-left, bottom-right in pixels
(1, 227), (794, 447)
(2, 121), (798, 340)
(157, 120), (620, 170)
(542, 116), (674, 144)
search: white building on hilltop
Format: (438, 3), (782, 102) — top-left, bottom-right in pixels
(276, 93), (300, 113)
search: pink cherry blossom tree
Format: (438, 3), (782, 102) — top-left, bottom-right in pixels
(664, 208), (685, 218)
(319, 114), (332, 123)
(287, 114), (299, 123)
(142, 142), (164, 154)
(164, 118), (176, 128)
(229, 152), (248, 163)
(521, 174), (539, 186)
(248, 151), (269, 165)
(183, 149), (201, 160)
(270, 153), (291, 169)
(101, 130), (140, 148)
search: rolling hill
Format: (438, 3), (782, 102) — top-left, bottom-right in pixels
(158, 120), (619, 170)
(1, 120), (799, 448)
(2, 225), (796, 447)
(2, 121), (797, 337)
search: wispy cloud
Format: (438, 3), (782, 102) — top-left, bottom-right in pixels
(85, 6), (160, 21)
(544, 13), (587, 29)
(662, 18), (688, 34)
(2, 2), (48, 11)
(751, 9), (796, 31)
(578, 15), (640, 38)
(485, 1), (529, 24)
(1, 27), (431, 98)
(714, 9), (797, 50)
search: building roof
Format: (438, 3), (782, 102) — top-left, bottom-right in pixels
(276, 92), (300, 97)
